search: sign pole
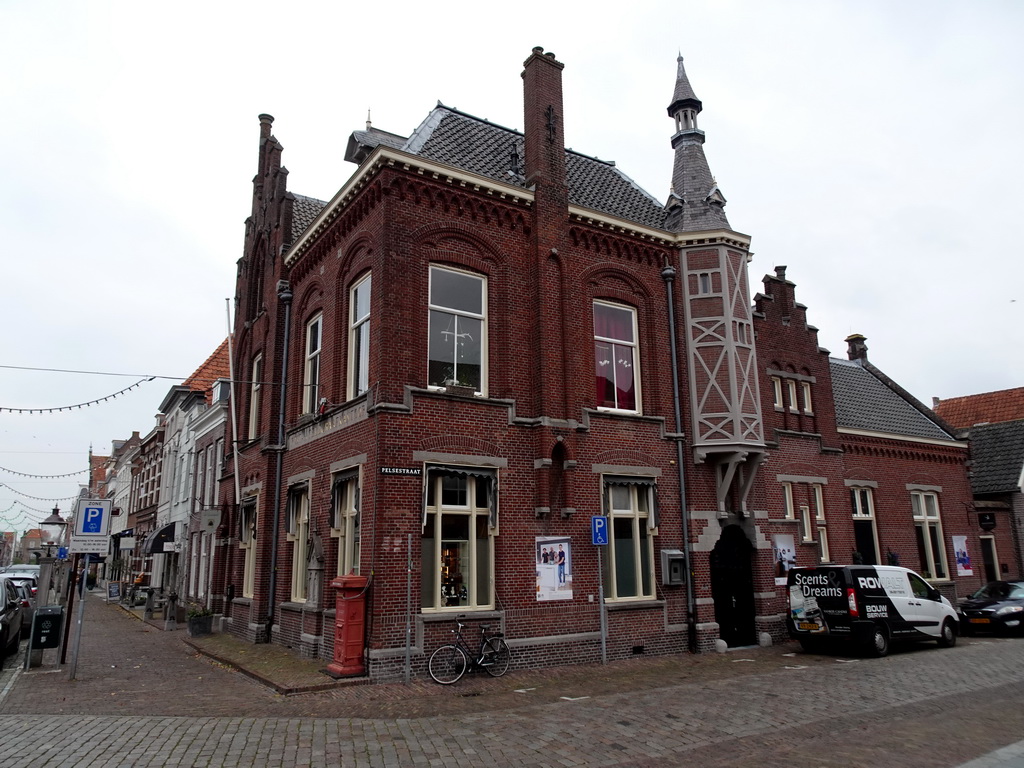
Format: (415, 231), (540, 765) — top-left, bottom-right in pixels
(598, 547), (607, 665)
(68, 553), (90, 680)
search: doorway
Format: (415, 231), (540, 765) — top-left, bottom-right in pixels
(980, 536), (998, 584)
(710, 525), (756, 647)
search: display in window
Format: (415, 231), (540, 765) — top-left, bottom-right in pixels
(952, 535), (973, 576)
(536, 536), (572, 601)
(773, 534), (796, 585)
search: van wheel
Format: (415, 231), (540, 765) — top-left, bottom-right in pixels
(938, 618), (957, 648)
(866, 624), (889, 658)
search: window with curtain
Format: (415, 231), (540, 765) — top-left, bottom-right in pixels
(331, 470), (361, 577)
(287, 484), (310, 602)
(421, 467), (496, 611)
(593, 301), (639, 412)
(603, 477), (656, 600)
(912, 490), (947, 579)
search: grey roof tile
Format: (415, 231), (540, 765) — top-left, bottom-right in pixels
(291, 193), (327, 241)
(966, 420), (1024, 494)
(405, 107), (669, 229)
(829, 358), (954, 441)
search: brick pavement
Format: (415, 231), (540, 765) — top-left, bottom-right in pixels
(2, 591), (1024, 767)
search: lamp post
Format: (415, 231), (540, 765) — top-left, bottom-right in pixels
(40, 507), (68, 608)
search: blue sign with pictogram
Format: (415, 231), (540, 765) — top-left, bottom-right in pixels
(591, 516), (608, 546)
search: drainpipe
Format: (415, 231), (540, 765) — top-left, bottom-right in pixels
(662, 259), (698, 654)
(266, 279), (293, 635)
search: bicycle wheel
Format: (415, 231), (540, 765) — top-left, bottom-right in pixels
(483, 638), (511, 677)
(428, 644), (468, 684)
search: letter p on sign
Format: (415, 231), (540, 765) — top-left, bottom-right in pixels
(83, 506), (104, 533)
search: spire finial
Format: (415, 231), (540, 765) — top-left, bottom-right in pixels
(366, 109), (372, 131)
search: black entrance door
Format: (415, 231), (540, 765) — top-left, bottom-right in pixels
(710, 525), (756, 647)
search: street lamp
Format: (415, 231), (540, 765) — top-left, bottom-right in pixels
(39, 507), (68, 606)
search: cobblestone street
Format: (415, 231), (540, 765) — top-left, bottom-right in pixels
(3, 592), (1024, 767)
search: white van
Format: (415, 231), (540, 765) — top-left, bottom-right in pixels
(787, 565), (959, 657)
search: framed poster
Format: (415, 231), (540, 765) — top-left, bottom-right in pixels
(536, 536), (572, 601)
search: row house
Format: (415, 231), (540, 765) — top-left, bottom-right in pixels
(190, 48), (990, 679)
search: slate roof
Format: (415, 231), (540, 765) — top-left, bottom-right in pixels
(347, 106), (668, 230)
(291, 193), (328, 242)
(967, 419), (1024, 494)
(829, 359), (954, 441)
(934, 387), (1024, 430)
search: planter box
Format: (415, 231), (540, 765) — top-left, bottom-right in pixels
(187, 614), (213, 637)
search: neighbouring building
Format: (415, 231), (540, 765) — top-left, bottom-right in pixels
(208, 48), (982, 680)
(934, 387), (1024, 581)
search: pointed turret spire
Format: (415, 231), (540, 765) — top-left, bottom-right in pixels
(666, 54), (730, 232)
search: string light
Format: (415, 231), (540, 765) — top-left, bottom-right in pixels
(0, 465), (87, 479)
(0, 377), (158, 414)
(0, 483), (79, 504)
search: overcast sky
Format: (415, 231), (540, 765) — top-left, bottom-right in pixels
(2, 0), (1021, 533)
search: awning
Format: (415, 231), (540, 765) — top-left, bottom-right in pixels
(143, 522), (176, 555)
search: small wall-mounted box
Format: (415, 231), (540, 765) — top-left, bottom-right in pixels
(660, 549), (686, 586)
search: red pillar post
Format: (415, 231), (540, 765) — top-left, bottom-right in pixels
(325, 574), (368, 678)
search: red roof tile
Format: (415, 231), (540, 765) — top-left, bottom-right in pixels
(182, 338), (231, 404)
(933, 387), (1024, 429)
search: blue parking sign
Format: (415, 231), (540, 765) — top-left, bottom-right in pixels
(591, 516), (608, 545)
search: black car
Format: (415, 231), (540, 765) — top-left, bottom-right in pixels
(958, 580), (1024, 635)
(0, 576), (24, 666)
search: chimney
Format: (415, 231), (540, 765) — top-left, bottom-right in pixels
(846, 333), (869, 363)
(522, 47), (567, 196)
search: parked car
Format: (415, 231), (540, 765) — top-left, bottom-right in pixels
(958, 580), (1024, 635)
(12, 582), (35, 638)
(0, 576), (24, 666)
(2, 564), (41, 576)
(787, 564), (959, 657)
(5, 574), (37, 599)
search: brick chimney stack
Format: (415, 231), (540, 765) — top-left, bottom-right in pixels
(846, 333), (869, 363)
(522, 47), (567, 199)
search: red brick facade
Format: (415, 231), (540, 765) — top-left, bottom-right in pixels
(213, 49), (986, 680)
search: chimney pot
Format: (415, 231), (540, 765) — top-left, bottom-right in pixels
(845, 333), (868, 362)
(774, 265), (787, 279)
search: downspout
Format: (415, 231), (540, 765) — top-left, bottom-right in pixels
(662, 259), (698, 654)
(266, 279), (293, 635)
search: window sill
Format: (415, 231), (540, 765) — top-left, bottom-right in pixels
(605, 598), (664, 611)
(421, 609), (501, 622)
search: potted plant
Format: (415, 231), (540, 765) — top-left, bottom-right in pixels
(186, 602), (214, 637)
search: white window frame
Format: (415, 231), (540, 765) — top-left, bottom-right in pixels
(801, 381), (814, 414)
(331, 471), (361, 577)
(850, 486), (880, 565)
(348, 273), (371, 400)
(287, 484), (310, 603)
(421, 469), (495, 612)
(239, 498), (258, 599)
(603, 479), (657, 602)
(771, 376), (784, 409)
(787, 379), (799, 413)
(593, 300), (641, 413)
(782, 482), (795, 520)
(303, 314), (322, 414)
(912, 490), (948, 580)
(427, 266), (487, 394)
(248, 353), (263, 440)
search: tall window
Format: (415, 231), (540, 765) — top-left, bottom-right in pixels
(771, 376), (784, 409)
(331, 471), (361, 577)
(248, 354), (263, 440)
(349, 274), (371, 399)
(239, 498), (257, 599)
(303, 314), (322, 414)
(287, 484), (310, 602)
(428, 266), (485, 392)
(912, 490), (947, 579)
(593, 301), (640, 412)
(813, 484), (829, 562)
(603, 478), (656, 601)
(850, 486), (880, 565)
(787, 380), (799, 413)
(421, 468), (496, 611)
(801, 381), (814, 414)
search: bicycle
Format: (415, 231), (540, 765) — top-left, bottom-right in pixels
(428, 615), (511, 684)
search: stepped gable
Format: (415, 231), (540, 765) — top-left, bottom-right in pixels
(830, 358), (954, 441)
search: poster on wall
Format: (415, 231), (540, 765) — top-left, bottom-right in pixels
(773, 534), (797, 585)
(536, 536), (572, 601)
(952, 535), (973, 576)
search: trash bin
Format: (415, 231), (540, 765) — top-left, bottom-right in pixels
(31, 606), (63, 650)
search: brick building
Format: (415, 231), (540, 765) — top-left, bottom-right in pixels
(214, 48), (981, 679)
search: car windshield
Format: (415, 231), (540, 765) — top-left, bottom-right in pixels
(972, 582), (1024, 600)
